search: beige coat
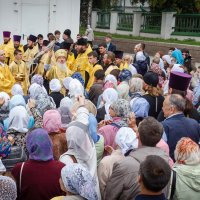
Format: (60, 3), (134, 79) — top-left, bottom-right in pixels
(98, 149), (124, 199)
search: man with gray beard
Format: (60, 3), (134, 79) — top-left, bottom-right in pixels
(45, 49), (72, 95)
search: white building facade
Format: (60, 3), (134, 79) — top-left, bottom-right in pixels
(0, 0), (80, 44)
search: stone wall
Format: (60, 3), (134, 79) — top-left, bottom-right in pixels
(94, 37), (200, 65)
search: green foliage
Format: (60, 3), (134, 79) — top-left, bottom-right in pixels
(130, 0), (200, 13)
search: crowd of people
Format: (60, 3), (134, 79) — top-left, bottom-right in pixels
(0, 27), (200, 200)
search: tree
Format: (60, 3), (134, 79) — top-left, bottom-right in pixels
(130, 0), (200, 13)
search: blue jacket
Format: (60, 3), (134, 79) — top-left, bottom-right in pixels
(162, 113), (200, 160)
(107, 43), (116, 52)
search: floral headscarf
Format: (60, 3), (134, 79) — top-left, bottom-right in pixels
(31, 74), (44, 86)
(72, 72), (85, 87)
(0, 123), (11, 158)
(61, 163), (98, 200)
(0, 176), (17, 200)
(110, 99), (131, 127)
(26, 128), (53, 161)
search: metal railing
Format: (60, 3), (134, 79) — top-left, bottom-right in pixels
(172, 14), (200, 37)
(140, 13), (162, 34)
(96, 11), (110, 29)
(117, 13), (134, 31)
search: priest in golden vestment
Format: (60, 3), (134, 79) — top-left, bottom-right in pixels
(9, 49), (28, 95)
(23, 34), (39, 77)
(72, 38), (93, 88)
(0, 31), (13, 65)
(0, 50), (15, 96)
(45, 49), (72, 94)
(9, 35), (24, 64)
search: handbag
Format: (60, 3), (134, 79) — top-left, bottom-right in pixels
(2, 146), (27, 171)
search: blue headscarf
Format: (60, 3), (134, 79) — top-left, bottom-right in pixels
(72, 72), (85, 87)
(88, 114), (100, 143)
(172, 49), (184, 65)
(9, 95), (26, 111)
(118, 69), (132, 82)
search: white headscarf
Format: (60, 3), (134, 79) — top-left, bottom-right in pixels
(11, 84), (24, 96)
(117, 82), (130, 100)
(171, 64), (184, 73)
(69, 79), (84, 100)
(162, 55), (172, 65)
(49, 79), (62, 92)
(59, 97), (73, 109)
(136, 51), (146, 62)
(7, 106), (29, 133)
(29, 83), (43, 99)
(0, 160), (6, 172)
(102, 88), (118, 119)
(105, 74), (117, 87)
(115, 127), (138, 154)
(0, 92), (10, 110)
(63, 77), (73, 90)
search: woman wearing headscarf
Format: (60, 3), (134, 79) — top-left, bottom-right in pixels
(88, 114), (104, 165)
(31, 74), (48, 94)
(43, 110), (67, 160)
(9, 94), (26, 111)
(49, 79), (64, 108)
(51, 163), (98, 200)
(96, 88), (118, 122)
(143, 71), (165, 118)
(58, 97), (73, 129)
(129, 77), (148, 125)
(171, 137), (200, 200)
(0, 175), (17, 200)
(59, 95), (101, 199)
(12, 128), (65, 200)
(0, 92), (10, 121)
(117, 69), (132, 100)
(98, 127), (138, 199)
(29, 83), (56, 117)
(11, 84), (29, 104)
(162, 55), (172, 70)
(62, 77), (73, 97)
(98, 99), (131, 149)
(4, 106), (34, 154)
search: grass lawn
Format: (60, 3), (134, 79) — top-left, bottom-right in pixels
(80, 27), (200, 46)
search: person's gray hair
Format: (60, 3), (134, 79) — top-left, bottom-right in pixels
(169, 94), (186, 112)
(129, 77), (144, 94)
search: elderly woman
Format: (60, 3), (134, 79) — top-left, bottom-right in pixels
(98, 99), (131, 149)
(51, 163), (98, 200)
(117, 69), (132, 100)
(9, 94), (26, 111)
(49, 79), (64, 108)
(4, 106), (34, 154)
(62, 77), (73, 96)
(28, 83), (56, 117)
(59, 96), (101, 199)
(129, 77), (148, 125)
(58, 97), (73, 129)
(98, 127), (138, 199)
(170, 137), (200, 200)
(88, 114), (104, 165)
(0, 175), (17, 200)
(0, 92), (10, 121)
(12, 128), (65, 200)
(43, 110), (67, 160)
(31, 74), (48, 94)
(96, 88), (118, 122)
(11, 84), (29, 104)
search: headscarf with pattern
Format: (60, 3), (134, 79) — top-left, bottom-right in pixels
(61, 163), (98, 200)
(0, 176), (17, 200)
